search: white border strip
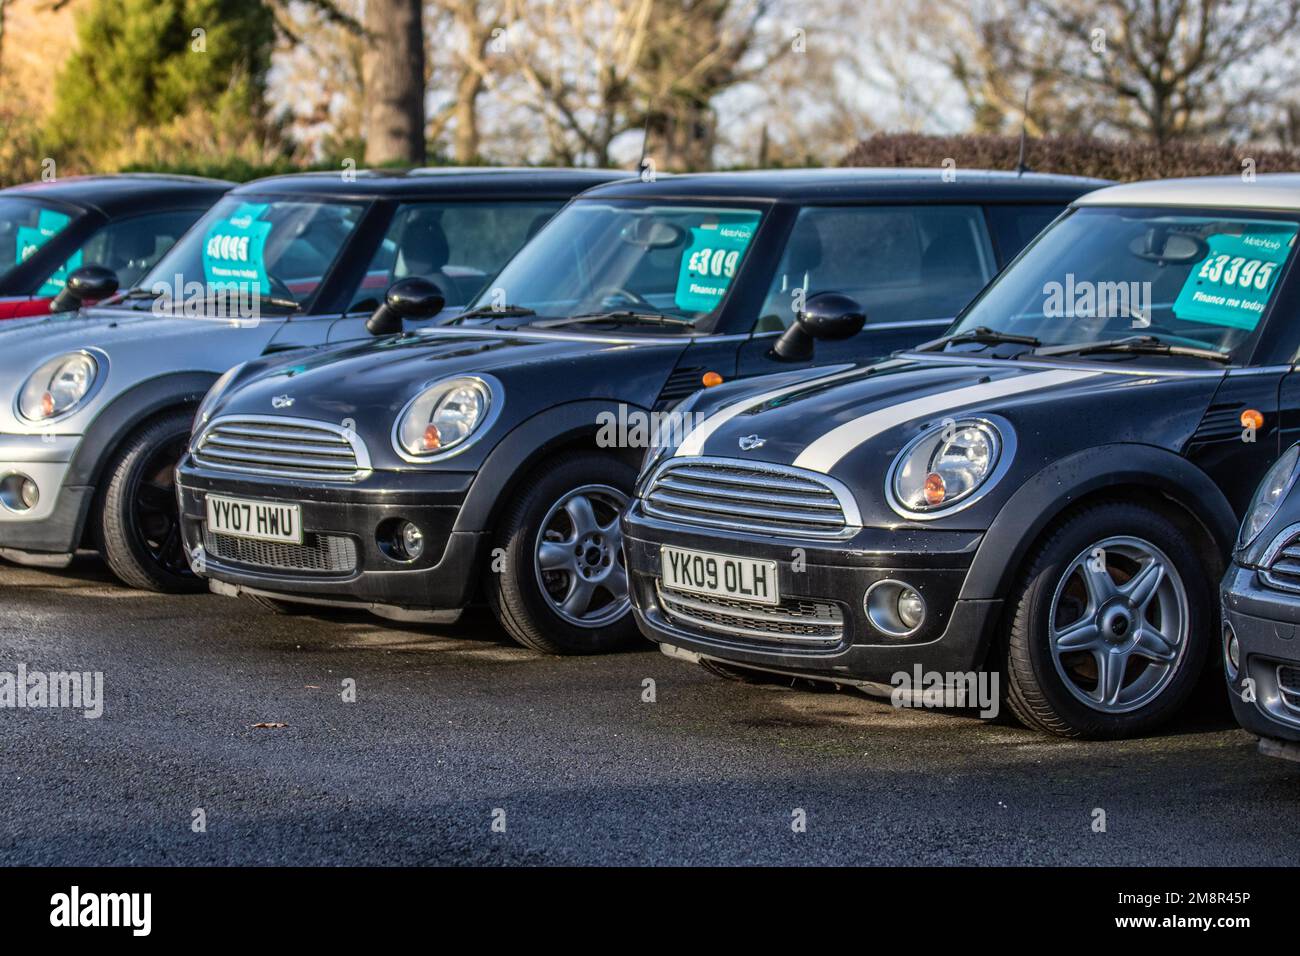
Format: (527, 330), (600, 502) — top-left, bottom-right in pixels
(792, 368), (1103, 473)
(675, 360), (906, 457)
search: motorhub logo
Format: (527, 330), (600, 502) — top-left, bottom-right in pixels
(50, 886), (151, 936)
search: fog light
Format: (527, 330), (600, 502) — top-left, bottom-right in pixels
(0, 474), (38, 513)
(1224, 622), (1240, 680)
(865, 579), (927, 637)
(400, 522), (424, 560)
(897, 588), (924, 630)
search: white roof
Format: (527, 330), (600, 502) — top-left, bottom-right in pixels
(1076, 173), (1300, 211)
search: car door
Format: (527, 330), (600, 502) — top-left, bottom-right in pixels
(734, 203), (1000, 375)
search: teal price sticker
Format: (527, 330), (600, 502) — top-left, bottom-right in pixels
(202, 202), (273, 295)
(1173, 226), (1297, 330)
(674, 214), (760, 313)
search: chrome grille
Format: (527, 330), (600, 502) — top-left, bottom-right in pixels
(656, 583), (843, 647)
(193, 416), (371, 482)
(643, 457), (857, 538)
(1261, 531), (1300, 593)
(1278, 665), (1300, 716)
(204, 528), (358, 574)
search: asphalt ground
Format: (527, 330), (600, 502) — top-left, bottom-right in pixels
(1, 557), (1298, 866)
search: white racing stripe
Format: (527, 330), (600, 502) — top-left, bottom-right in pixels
(675, 360), (907, 457)
(792, 368), (1103, 473)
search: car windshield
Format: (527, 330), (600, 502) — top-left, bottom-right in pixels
(949, 205), (1300, 360)
(460, 200), (764, 331)
(132, 195), (367, 316)
(0, 197), (85, 286)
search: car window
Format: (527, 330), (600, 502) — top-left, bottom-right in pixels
(463, 202), (765, 330)
(986, 205), (1064, 262)
(755, 204), (996, 332)
(348, 201), (564, 310)
(952, 206), (1300, 360)
(139, 197), (368, 314)
(39, 210), (203, 295)
(0, 199), (85, 289)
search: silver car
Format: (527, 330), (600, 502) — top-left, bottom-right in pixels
(0, 167), (622, 591)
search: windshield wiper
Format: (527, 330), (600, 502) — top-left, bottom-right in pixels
(1033, 335), (1232, 364)
(914, 326), (1041, 352)
(532, 310), (695, 329)
(451, 304), (537, 323)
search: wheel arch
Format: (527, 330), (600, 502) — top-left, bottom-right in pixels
(453, 398), (649, 541)
(960, 443), (1237, 606)
(67, 372), (218, 545)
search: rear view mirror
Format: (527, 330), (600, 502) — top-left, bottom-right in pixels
(1129, 230), (1207, 265)
(50, 265), (119, 313)
(619, 218), (684, 249)
(367, 277), (446, 336)
(771, 292), (866, 361)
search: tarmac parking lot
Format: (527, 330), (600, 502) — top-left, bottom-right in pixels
(2, 557), (1298, 867)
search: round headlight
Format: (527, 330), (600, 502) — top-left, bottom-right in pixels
(890, 419), (1001, 516)
(1240, 444), (1300, 548)
(18, 352), (99, 422)
(395, 376), (493, 458)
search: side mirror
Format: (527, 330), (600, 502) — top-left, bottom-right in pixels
(50, 265), (119, 313)
(771, 292), (865, 362)
(366, 277), (446, 336)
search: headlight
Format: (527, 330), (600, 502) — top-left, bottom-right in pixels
(1240, 444), (1300, 548)
(395, 376), (494, 458)
(889, 419), (1002, 516)
(17, 352), (99, 422)
(194, 363), (246, 431)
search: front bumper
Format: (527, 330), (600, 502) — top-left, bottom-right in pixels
(0, 434), (91, 566)
(177, 462), (484, 616)
(622, 501), (1000, 686)
(1221, 562), (1300, 751)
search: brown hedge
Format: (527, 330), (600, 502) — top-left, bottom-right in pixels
(840, 133), (1300, 182)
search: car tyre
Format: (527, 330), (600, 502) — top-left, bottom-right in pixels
(97, 409), (204, 594)
(1003, 501), (1212, 739)
(487, 451), (641, 654)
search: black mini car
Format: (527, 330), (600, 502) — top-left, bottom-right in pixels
(1223, 441), (1300, 763)
(0, 174), (231, 319)
(624, 174), (1300, 739)
(175, 168), (1099, 653)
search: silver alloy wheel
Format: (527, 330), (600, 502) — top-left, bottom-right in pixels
(533, 483), (630, 628)
(1047, 535), (1190, 714)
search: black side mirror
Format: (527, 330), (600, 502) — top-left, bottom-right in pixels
(50, 265), (119, 313)
(771, 292), (866, 362)
(366, 277), (446, 335)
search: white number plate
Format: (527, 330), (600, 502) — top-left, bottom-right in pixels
(660, 545), (779, 605)
(205, 495), (302, 545)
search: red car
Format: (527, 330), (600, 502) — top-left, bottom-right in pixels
(0, 174), (231, 319)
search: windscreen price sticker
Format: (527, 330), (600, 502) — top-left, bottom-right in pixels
(674, 215), (759, 312)
(1173, 227), (1296, 330)
(202, 202), (273, 294)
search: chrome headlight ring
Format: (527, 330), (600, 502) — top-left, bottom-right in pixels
(14, 348), (109, 425)
(885, 416), (1015, 520)
(391, 373), (503, 464)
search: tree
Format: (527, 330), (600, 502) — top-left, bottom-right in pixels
(47, 0), (276, 165)
(361, 0), (425, 164)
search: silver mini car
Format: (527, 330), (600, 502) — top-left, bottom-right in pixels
(0, 167), (621, 591)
